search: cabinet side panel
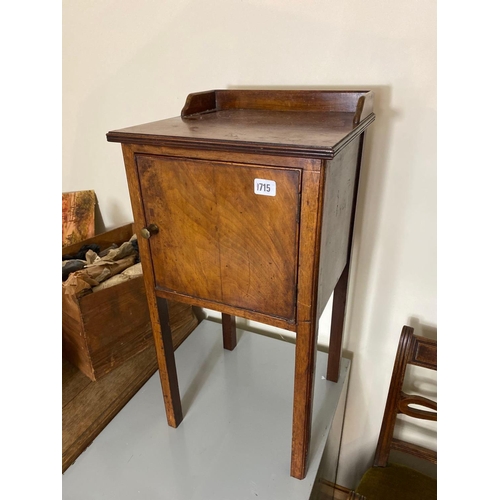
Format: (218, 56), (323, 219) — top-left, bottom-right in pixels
(317, 138), (360, 316)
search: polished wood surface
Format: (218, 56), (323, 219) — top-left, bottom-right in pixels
(317, 138), (360, 317)
(108, 110), (356, 156)
(107, 90), (375, 159)
(108, 89), (375, 479)
(325, 133), (366, 382)
(182, 89), (371, 116)
(136, 155), (301, 320)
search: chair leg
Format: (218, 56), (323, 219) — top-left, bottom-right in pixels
(156, 296), (183, 427)
(326, 264), (349, 382)
(222, 313), (237, 350)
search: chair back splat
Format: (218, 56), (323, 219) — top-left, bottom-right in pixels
(373, 325), (437, 468)
(353, 325), (437, 500)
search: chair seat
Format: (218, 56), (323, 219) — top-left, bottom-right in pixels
(356, 463), (437, 500)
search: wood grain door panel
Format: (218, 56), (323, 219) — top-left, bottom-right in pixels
(214, 163), (301, 319)
(137, 156), (222, 302)
(136, 155), (301, 320)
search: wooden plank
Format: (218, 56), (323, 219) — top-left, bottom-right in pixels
(62, 190), (96, 247)
(180, 89), (373, 117)
(154, 286), (297, 331)
(63, 222), (134, 255)
(62, 345), (158, 473)
(62, 358), (91, 408)
(62, 303), (198, 472)
(215, 89), (369, 114)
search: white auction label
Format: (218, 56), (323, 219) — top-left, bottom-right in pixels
(254, 178), (276, 196)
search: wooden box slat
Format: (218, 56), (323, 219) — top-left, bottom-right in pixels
(62, 223), (198, 381)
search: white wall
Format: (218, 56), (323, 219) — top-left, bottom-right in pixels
(63, 0), (436, 488)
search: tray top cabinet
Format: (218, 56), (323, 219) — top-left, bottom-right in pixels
(107, 89), (375, 480)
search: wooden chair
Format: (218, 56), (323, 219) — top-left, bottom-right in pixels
(348, 325), (437, 500)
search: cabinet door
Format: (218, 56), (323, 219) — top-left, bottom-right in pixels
(136, 155), (301, 321)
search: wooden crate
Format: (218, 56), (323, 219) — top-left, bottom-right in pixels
(62, 223), (198, 381)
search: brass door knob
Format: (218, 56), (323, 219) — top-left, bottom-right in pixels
(141, 224), (159, 239)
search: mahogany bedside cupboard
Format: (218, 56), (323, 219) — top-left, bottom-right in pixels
(107, 89), (375, 480)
